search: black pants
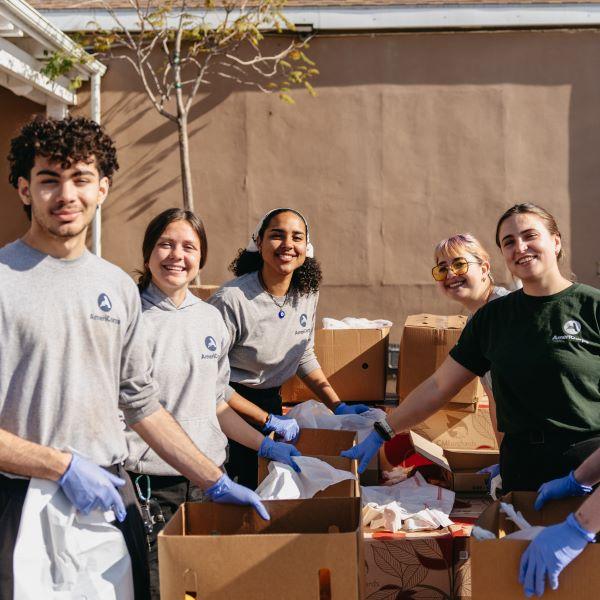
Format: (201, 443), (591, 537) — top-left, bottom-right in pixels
(500, 431), (600, 492)
(0, 465), (150, 600)
(227, 382), (282, 490)
(127, 473), (205, 600)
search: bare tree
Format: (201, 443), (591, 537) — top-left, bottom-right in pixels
(78, 0), (318, 212)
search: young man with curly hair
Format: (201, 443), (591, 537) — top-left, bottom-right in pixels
(0, 116), (268, 600)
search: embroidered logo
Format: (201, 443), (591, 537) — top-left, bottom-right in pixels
(205, 336), (217, 352)
(563, 320), (581, 335)
(98, 293), (112, 312)
(299, 314), (308, 327)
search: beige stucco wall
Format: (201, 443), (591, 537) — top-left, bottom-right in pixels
(2, 29), (599, 341)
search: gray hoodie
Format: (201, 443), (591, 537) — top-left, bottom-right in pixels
(125, 283), (231, 474)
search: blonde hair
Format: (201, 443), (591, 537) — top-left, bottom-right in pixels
(434, 233), (494, 285)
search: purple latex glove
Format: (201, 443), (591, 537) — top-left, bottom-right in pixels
(58, 453), (126, 522)
(340, 430), (384, 474)
(519, 513), (595, 597)
(477, 463), (501, 492)
(535, 471), (593, 511)
(258, 437), (302, 472)
(205, 474), (270, 520)
(262, 413), (299, 442)
(334, 402), (370, 416)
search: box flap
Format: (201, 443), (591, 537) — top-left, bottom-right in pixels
(293, 428), (357, 456)
(404, 314), (467, 330)
(409, 430), (451, 472)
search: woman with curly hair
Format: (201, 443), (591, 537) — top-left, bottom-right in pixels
(209, 208), (369, 488)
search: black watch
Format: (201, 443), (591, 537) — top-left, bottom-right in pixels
(374, 419), (394, 441)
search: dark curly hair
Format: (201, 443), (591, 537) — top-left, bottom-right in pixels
(229, 209), (322, 295)
(8, 115), (119, 220)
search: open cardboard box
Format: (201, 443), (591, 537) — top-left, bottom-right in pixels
(471, 492), (597, 599)
(413, 402), (499, 452)
(409, 431), (498, 492)
(258, 429), (361, 497)
(158, 497), (364, 600)
(281, 327), (390, 403)
(398, 315), (484, 408)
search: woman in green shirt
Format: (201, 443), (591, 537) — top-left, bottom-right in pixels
(344, 203), (600, 493)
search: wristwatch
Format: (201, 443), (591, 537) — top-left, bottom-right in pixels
(374, 419), (395, 441)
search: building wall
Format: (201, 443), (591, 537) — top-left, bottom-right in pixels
(0, 88), (42, 243)
(2, 29), (599, 341)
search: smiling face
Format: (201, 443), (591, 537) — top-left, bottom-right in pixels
(258, 211), (307, 278)
(498, 213), (562, 284)
(18, 155), (108, 242)
(434, 250), (490, 306)
(148, 220), (201, 297)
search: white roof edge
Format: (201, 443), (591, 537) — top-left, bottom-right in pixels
(1, 0), (105, 75)
(39, 4), (600, 32)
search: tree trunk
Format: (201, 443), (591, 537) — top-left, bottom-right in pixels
(177, 115), (194, 214)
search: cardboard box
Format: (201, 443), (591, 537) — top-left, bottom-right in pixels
(158, 498), (364, 600)
(188, 284), (219, 301)
(398, 314), (484, 406)
(281, 327), (390, 403)
(410, 431), (498, 493)
(471, 492), (597, 600)
(363, 528), (454, 599)
(413, 404), (499, 452)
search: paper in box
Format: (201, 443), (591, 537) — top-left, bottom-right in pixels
(158, 498), (364, 600)
(281, 327), (390, 403)
(409, 431), (498, 493)
(471, 492), (598, 600)
(398, 314), (483, 406)
(258, 429), (360, 498)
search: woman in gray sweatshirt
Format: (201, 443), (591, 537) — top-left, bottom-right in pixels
(125, 208), (301, 600)
(208, 208), (371, 489)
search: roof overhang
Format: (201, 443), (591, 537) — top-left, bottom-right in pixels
(0, 0), (104, 111)
(39, 3), (600, 32)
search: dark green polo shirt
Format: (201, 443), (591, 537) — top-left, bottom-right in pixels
(450, 283), (600, 434)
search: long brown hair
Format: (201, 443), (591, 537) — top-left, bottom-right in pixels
(495, 203), (564, 260)
(138, 208), (208, 292)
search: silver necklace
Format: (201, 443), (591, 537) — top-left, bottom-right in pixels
(259, 273), (289, 319)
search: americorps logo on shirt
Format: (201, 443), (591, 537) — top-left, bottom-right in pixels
(90, 292), (121, 325)
(299, 314), (308, 327)
(202, 335), (219, 359)
(552, 319), (589, 344)
(295, 313), (312, 336)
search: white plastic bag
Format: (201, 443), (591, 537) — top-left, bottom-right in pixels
(322, 317), (393, 330)
(12, 477), (134, 600)
(286, 399), (386, 442)
(256, 456), (356, 500)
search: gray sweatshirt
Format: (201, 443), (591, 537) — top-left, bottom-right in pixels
(208, 272), (320, 389)
(125, 284), (231, 474)
(0, 240), (160, 468)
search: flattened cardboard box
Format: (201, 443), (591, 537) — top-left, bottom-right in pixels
(363, 528), (454, 599)
(398, 314), (483, 405)
(472, 492), (597, 600)
(409, 431), (498, 493)
(281, 327), (390, 403)
(158, 498), (364, 600)
(413, 404), (499, 452)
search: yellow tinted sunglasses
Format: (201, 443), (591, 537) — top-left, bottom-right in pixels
(432, 258), (479, 282)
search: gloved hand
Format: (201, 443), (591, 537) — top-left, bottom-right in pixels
(58, 453), (127, 522)
(340, 430), (384, 474)
(262, 413), (299, 442)
(477, 463), (501, 493)
(205, 473), (270, 520)
(535, 471), (593, 511)
(519, 513), (595, 597)
(334, 402), (370, 416)
(258, 437), (302, 473)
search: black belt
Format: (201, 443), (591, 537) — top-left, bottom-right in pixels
(126, 471), (188, 490)
(508, 430), (600, 445)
